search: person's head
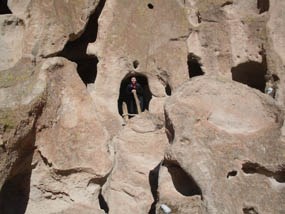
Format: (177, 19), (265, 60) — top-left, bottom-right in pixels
(131, 76), (137, 84)
(265, 74), (272, 82)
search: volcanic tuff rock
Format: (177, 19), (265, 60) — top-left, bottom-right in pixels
(163, 76), (285, 213)
(0, 0), (285, 213)
(26, 57), (112, 213)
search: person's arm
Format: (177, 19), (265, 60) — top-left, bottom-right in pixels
(136, 83), (143, 95)
(126, 84), (132, 95)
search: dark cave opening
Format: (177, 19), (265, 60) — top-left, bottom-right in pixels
(231, 61), (267, 92)
(0, 172), (31, 214)
(148, 163), (161, 214)
(165, 83), (172, 96)
(148, 3), (154, 9)
(227, 170), (238, 178)
(163, 160), (202, 197)
(257, 0), (269, 14)
(0, 129), (36, 214)
(0, 0), (12, 14)
(187, 53), (204, 78)
(58, 0), (106, 85)
(133, 60), (139, 69)
(98, 191), (109, 213)
(118, 73), (152, 116)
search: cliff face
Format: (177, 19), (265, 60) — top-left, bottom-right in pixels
(0, 0), (284, 213)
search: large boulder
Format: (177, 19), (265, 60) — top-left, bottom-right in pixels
(8, 0), (100, 58)
(163, 76), (285, 213)
(0, 58), (47, 213)
(25, 57), (112, 213)
(0, 15), (24, 70)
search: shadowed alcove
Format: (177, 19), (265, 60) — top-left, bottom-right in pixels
(58, 0), (106, 85)
(0, 173), (31, 213)
(187, 53), (204, 78)
(0, 128), (36, 214)
(0, 0), (12, 14)
(163, 160), (202, 197)
(148, 163), (160, 214)
(257, 0), (269, 14)
(231, 61), (266, 92)
(118, 73), (152, 116)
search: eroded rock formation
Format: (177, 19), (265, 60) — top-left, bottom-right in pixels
(0, 0), (284, 213)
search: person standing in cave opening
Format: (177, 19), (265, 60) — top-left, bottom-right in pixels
(126, 76), (144, 114)
(265, 74), (277, 98)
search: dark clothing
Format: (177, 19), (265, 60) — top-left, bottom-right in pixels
(126, 83), (144, 114)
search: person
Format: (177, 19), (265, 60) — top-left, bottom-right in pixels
(264, 74), (277, 98)
(126, 76), (144, 114)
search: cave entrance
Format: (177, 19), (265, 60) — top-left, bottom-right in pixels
(231, 61), (266, 92)
(187, 53), (204, 78)
(163, 160), (202, 197)
(0, 0), (12, 14)
(0, 172), (31, 213)
(257, 0), (269, 14)
(58, 0), (106, 85)
(118, 73), (152, 117)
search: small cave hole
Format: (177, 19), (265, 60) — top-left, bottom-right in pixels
(133, 60), (139, 69)
(243, 207), (259, 214)
(147, 3), (154, 9)
(0, 173), (31, 214)
(257, 0), (269, 14)
(163, 160), (202, 197)
(148, 163), (161, 214)
(227, 170), (238, 178)
(118, 73), (152, 116)
(0, 0), (12, 14)
(231, 61), (267, 92)
(58, 0), (106, 85)
(188, 53), (204, 78)
(98, 191), (109, 213)
(165, 83), (172, 96)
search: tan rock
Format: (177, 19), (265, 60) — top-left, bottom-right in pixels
(8, 0), (101, 57)
(267, 0), (285, 106)
(36, 57), (112, 173)
(267, 0), (285, 64)
(104, 113), (168, 214)
(24, 57), (112, 213)
(1, 0), (285, 213)
(164, 76), (285, 213)
(87, 0), (190, 134)
(0, 57), (47, 213)
(0, 15), (24, 70)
